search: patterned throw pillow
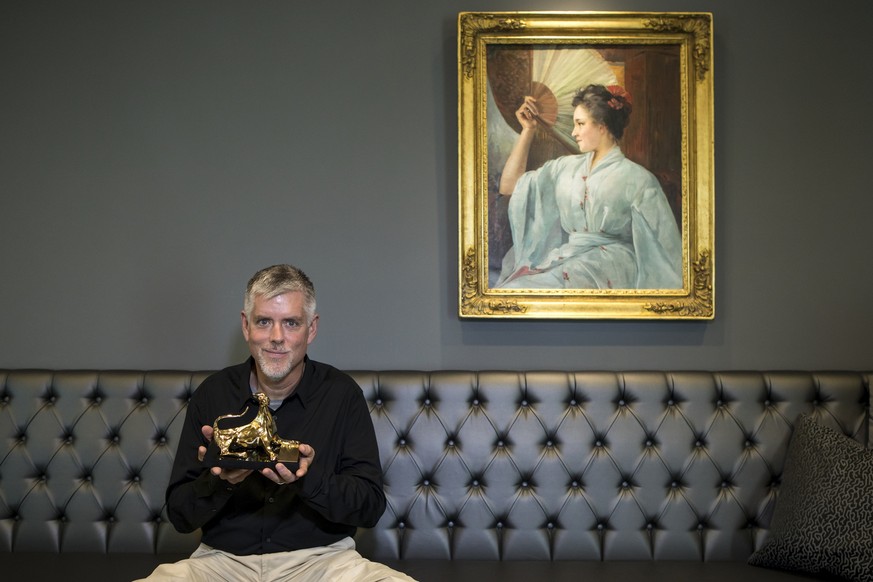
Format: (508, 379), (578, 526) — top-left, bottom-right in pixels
(748, 414), (873, 582)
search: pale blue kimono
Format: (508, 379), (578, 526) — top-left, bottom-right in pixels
(496, 148), (682, 289)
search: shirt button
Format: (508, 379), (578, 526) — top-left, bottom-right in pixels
(268, 497), (275, 503)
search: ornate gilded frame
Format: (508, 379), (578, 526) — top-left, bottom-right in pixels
(458, 12), (714, 319)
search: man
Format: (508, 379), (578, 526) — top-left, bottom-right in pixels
(138, 264), (415, 581)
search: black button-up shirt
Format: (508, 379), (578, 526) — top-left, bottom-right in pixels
(166, 357), (386, 555)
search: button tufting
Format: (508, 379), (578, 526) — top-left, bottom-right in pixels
(5, 369), (864, 561)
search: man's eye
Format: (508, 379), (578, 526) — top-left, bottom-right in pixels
(257, 319), (270, 326)
(284, 320), (300, 328)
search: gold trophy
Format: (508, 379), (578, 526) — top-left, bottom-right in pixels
(206, 392), (299, 468)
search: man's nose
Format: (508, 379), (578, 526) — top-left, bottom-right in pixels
(270, 325), (284, 342)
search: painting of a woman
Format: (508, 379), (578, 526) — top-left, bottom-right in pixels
(494, 84), (682, 290)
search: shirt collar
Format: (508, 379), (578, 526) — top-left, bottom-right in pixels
(244, 355), (315, 409)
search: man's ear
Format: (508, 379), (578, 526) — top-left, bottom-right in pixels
(307, 314), (319, 345)
(241, 311), (250, 341)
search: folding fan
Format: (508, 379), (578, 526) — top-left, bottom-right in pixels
(488, 46), (618, 167)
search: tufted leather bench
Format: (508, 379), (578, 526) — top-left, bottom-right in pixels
(1, 370), (869, 581)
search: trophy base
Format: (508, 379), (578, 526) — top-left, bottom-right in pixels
(204, 441), (300, 471)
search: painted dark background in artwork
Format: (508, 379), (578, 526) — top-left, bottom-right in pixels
(1, 0), (871, 372)
(606, 46), (682, 228)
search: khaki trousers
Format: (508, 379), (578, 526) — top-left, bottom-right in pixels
(135, 537), (416, 582)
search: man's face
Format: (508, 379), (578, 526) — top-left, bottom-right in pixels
(241, 291), (318, 384)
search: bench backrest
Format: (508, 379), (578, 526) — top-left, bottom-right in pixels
(1, 370), (869, 561)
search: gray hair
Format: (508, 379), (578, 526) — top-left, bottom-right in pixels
(243, 264), (317, 322)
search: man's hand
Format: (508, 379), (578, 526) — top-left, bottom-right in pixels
(198, 424), (253, 485)
(261, 443), (315, 485)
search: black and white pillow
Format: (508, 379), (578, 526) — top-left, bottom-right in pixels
(748, 413), (873, 582)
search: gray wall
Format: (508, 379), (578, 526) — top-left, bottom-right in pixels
(2, 0), (871, 372)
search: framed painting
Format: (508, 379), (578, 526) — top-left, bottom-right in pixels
(458, 12), (714, 319)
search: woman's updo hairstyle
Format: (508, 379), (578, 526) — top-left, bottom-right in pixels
(572, 84), (633, 141)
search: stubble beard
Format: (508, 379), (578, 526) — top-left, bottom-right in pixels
(256, 349), (296, 383)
